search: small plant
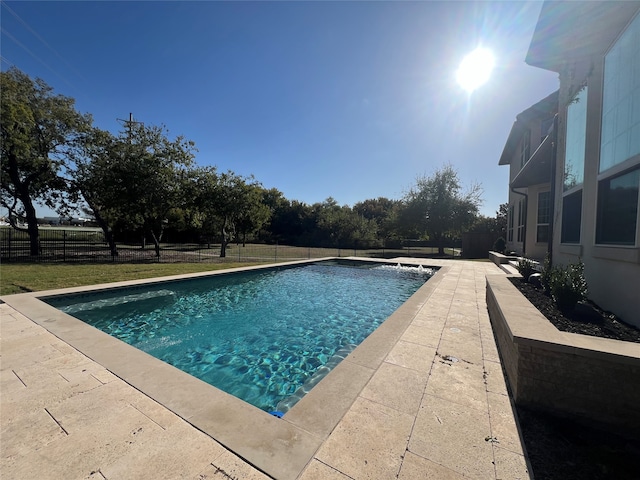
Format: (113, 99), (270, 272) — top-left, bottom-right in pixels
(549, 259), (588, 312)
(493, 237), (506, 254)
(540, 253), (553, 295)
(516, 257), (536, 282)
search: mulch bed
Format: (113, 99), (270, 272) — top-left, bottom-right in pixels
(507, 276), (640, 479)
(509, 277), (640, 343)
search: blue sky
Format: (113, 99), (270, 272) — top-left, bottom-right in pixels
(1, 1), (558, 218)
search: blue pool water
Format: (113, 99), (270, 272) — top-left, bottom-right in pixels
(45, 261), (435, 413)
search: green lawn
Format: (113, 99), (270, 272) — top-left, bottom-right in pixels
(0, 262), (261, 296)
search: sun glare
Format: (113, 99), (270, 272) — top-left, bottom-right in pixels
(456, 47), (495, 93)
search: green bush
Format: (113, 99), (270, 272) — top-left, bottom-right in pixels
(516, 257), (536, 282)
(549, 259), (588, 312)
(493, 237), (506, 254)
(540, 253), (553, 295)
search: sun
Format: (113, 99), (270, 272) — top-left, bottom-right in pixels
(456, 47), (495, 93)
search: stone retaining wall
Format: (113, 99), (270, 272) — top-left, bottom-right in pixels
(486, 275), (640, 437)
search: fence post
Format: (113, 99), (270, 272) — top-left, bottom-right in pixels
(63, 230), (66, 262)
(8, 228), (11, 261)
(275, 242), (278, 262)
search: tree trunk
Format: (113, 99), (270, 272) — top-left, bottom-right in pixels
(6, 154), (41, 256)
(219, 218), (228, 258)
(84, 195), (118, 256)
(13, 191), (41, 256)
(150, 227), (163, 258)
(24, 200), (40, 256)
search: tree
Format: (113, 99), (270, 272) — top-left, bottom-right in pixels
(191, 168), (265, 258)
(235, 181), (271, 246)
(74, 127), (120, 256)
(1, 67), (92, 255)
(353, 197), (401, 240)
(400, 164), (482, 255)
(76, 122), (196, 257)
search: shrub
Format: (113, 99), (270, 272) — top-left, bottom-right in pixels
(516, 257), (536, 282)
(540, 253), (553, 295)
(493, 237), (506, 254)
(549, 259), (588, 312)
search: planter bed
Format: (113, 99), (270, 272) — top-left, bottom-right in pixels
(486, 274), (640, 437)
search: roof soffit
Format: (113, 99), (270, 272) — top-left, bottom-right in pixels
(526, 1), (640, 72)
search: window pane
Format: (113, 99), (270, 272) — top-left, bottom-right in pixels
(596, 168), (640, 245)
(536, 225), (549, 244)
(600, 13), (640, 172)
(564, 87), (587, 191)
(536, 191), (550, 243)
(508, 205), (514, 242)
(537, 191), (550, 224)
(561, 191), (582, 244)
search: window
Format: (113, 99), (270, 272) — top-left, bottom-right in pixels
(596, 167), (640, 245)
(507, 204), (514, 242)
(520, 130), (531, 168)
(536, 191), (550, 243)
(561, 191), (582, 244)
(560, 86), (587, 245)
(564, 87), (587, 191)
(596, 13), (640, 245)
(517, 199), (526, 243)
(600, 13), (640, 173)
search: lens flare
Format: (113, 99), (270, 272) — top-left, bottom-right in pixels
(456, 47), (495, 93)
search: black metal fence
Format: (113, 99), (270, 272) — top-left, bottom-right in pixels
(0, 227), (462, 264)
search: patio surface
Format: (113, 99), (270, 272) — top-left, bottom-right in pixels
(1, 258), (531, 479)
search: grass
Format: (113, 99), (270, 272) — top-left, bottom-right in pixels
(0, 262), (262, 296)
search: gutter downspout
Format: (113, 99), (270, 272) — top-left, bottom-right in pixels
(547, 114), (559, 264)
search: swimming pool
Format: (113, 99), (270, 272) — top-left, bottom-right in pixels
(4, 258), (447, 479)
(44, 260), (435, 413)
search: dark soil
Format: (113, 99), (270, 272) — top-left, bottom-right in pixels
(509, 277), (640, 343)
(517, 407), (640, 480)
(508, 277), (640, 479)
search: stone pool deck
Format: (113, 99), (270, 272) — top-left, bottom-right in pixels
(1, 259), (530, 479)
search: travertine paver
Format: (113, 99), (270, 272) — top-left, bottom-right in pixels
(1, 259), (531, 479)
(0, 304), (262, 480)
(300, 259), (530, 479)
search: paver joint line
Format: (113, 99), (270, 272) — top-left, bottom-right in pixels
(44, 407), (68, 435)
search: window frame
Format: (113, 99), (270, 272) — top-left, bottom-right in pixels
(536, 191), (550, 244)
(595, 12), (640, 247)
(507, 204), (514, 242)
(516, 198), (526, 243)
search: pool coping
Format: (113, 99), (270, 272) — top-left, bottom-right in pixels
(1, 257), (447, 480)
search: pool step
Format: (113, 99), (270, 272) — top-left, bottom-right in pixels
(60, 289), (176, 314)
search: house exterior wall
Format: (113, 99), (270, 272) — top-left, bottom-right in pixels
(504, 118), (553, 260)
(551, 10), (640, 326)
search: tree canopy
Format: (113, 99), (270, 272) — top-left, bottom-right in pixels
(400, 165), (483, 254)
(1, 67), (92, 254)
(1, 68), (502, 259)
